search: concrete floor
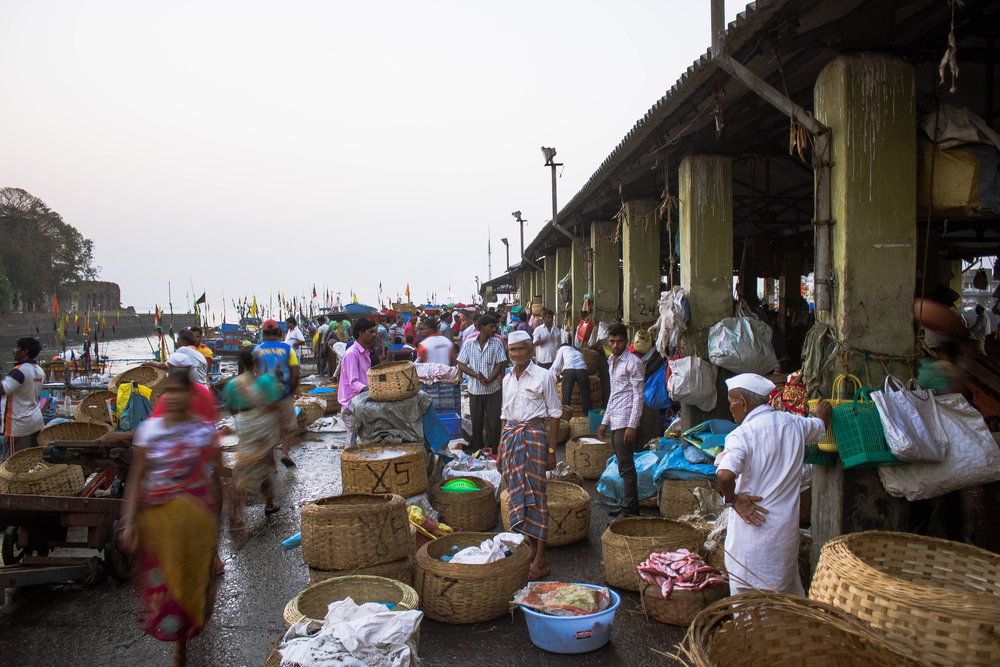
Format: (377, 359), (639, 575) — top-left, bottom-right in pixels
(0, 426), (687, 666)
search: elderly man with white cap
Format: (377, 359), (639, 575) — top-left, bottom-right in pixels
(499, 329), (563, 579)
(715, 372), (831, 596)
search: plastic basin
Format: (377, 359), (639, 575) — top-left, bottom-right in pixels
(520, 584), (620, 654)
(588, 409), (605, 434)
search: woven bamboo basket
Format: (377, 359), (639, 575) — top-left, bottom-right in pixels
(580, 349), (602, 375)
(567, 417), (589, 441)
(300, 494), (411, 571)
(557, 420), (569, 444)
(74, 389), (116, 423)
(677, 592), (923, 667)
(0, 446), (86, 496)
(265, 644), (283, 667)
(500, 480), (590, 547)
(658, 479), (714, 519)
(429, 477), (496, 531)
(641, 581), (729, 625)
(414, 532), (531, 624)
(107, 365), (165, 392)
(601, 517), (707, 591)
(557, 376), (602, 409)
(566, 434), (613, 479)
(809, 531), (1000, 666)
(341, 444), (428, 497)
(294, 399), (323, 427)
(560, 404), (574, 421)
(296, 382), (319, 395)
(37, 420), (112, 447)
(367, 361), (420, 402)
(308, 554), (415, 586)
(282, 575), (420, 627)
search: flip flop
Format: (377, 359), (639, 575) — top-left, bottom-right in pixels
(264, 505), (281, 516)
(280, 455), (296, 468)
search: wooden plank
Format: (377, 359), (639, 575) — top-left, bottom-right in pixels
(0, 494), (123, 514)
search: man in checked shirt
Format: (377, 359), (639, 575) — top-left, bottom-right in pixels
(597, 323), (645, 516)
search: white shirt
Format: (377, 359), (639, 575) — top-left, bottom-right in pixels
(2, 360), (45, 436)
(418, 334), (454, 365)
(285, 326), (306, 348)
(531, 323), (562, 364)
(167, 346), (209, 386)
(316, 323), (329, 347)
(500, 362), (563, 423)
(715, 404), (826, 595)
(550, 345), (587, 375)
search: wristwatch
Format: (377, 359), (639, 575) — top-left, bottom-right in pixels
(548, 448), (555, 454)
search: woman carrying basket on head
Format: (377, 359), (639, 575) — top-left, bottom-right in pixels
(118, 367), (224, 667)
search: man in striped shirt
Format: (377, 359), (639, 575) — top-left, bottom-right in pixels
(457, 314), (507, 452)
(597, 323), (645, 516)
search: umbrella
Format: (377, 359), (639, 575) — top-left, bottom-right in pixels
(344, 303), (379, 317)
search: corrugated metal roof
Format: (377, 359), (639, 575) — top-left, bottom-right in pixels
(523, 0), (795, 259)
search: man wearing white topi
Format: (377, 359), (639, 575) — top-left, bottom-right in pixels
(715, 373), (831, 595)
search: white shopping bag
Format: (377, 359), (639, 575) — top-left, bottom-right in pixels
(666, 355), (717, 412)
(871, 376), (948, 463)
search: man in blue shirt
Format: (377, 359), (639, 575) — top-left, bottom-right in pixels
(253, 319), (299, 467)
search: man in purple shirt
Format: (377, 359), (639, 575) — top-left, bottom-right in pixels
(516, 313), (534, 337)
(338, 318), (377, 445)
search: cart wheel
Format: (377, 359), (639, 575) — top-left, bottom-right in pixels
(105, 520), (136, 581)
(1, 526), (26, 565)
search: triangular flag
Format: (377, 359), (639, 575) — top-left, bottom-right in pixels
(195, 292), (206, 307)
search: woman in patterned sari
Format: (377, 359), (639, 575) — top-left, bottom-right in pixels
(119, 367), (223, 667)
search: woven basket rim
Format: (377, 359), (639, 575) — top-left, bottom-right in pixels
(343, 443), (424, 457)
(568, 434), (612, 444)
(286, 575), (418, 626)
(37, 420), (112, 446)
(0, 447), (74, 481)
(820, 530), (1000, 608)
(108, 365), (165, 390)
(606, 516), (705, 541)
(416, 532), (531, 580)
(305, 493), (402, 509)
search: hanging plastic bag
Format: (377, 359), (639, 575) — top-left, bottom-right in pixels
(707, 315), (778, 375)
(652, 287), (688, 357)
(643, 363), (672, 410)
(870, 376), (948, 463)
(116, 381), (152, 432)
(666, 356), (717, 412)
(878, 393), (1000, 500)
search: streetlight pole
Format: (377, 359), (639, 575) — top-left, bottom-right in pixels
(500, 238), (510, 270)
(542, 147), (562, 232)
(512, 210), (526, 261)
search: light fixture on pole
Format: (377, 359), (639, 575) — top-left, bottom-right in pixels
(500, 237), (510, 269)
(541, 147), (562, 234)
(512, 210), (527, 260)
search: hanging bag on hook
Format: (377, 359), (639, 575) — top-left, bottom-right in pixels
(707, 306), (778, 375)
(871, 376), (948, 463)
(806, 374), (861, 453)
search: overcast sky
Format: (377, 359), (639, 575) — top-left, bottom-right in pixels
(1, 0), (745, 314)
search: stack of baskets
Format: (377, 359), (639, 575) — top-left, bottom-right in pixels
(565, 434), (613, 479)
(340, 444), (427, 497)
(282, 574), (420, 628)
(428, 477), (497, 531)
(500, 480), (590, 546)
(300, 494), (416, 586)
(809, 531), (1000, 666)
(108, 365), (166, 407)
(0, 446), (86, 496)
(367, 361), (420, 402)
(530, 296), (543, 317)
(414, 531), (531, 623)
(74, 389), (116, 424)
(557, 376), (602, 413)
(678, 593), (922, 666)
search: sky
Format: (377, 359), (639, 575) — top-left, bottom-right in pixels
(0, 0), (746, 314)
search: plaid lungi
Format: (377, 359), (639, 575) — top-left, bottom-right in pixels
(499, 418), (548, 541)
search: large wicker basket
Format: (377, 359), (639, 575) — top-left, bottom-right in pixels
(367, 361), (420, 402)
(601, 516), (707, 591)
(428, 477), (497, 531)
(809, 531), (1000, 666)
(107, 365), (165, 392)
(641, 581), (729, 625)
(36, 420), (112, 447)
(500, 480), (590, 547)
(658, 479), (715, 519)
(580, 349), (602, 375)
(300, 494), (411, 571)
(294, 399), (324, 428)
(557, 420), (569, 444)
(557, 375), (602, 410)
(678, 592), (922, 666)
(566, 434), (613, 479)
(566, 416), (590, 441)
(0, 446), (85, 496)
(74, 389), (116, 424)
(282, 575), (419, 628)
(308, 554), (415, 586)
(341, 444), (428, 497)
(414, 532), (531, 624)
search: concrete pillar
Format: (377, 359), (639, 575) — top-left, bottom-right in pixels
(812, 53), (916, 562)
(591, 222), (621, 320)
(554, 245), (572, 325)
(570, 239), (588, 321)
(622, 199), (661, 332)
(679, 155), (733, 355)
(544, 255), (557, 312)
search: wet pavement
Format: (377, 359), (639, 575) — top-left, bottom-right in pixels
(0, 426), (686, 666)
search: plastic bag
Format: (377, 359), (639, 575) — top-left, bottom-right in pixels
(116, 381), (152, 432)
(596, 450), (666, 506)
(666, 356), (717, 412)
(707, 316), (778, 375)
(878, 393), (1000, 500)
(871, 376), (948, 463)
(652, 287), (688, 356)
(653, 438), (718, 483)
(512, 582), (611, 616)
(643, 363), (672, 410)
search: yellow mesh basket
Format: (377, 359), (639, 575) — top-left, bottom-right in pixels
(807, 374), (861, 453)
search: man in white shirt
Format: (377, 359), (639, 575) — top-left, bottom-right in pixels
(284, 316), (306, 353)
(531, 308), (561, 369)
(550, 342), (591, 413)
(715, 373), (831, 596)
(500, 330), (563, 579)
(1, 337), (45, 459)
(144, 329), (209, 386)
(417, 318), (456, 365)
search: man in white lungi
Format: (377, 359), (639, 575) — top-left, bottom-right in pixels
(715, 373), (831, 596)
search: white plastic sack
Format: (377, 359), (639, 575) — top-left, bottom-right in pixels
(707, 316), (778, 375)
(653, 287), (687, 356)
(878, 393), (1000, 500)
(666, 356), (717, 412)
(871, 377), (948, 463)
(450, 532), (524, 564)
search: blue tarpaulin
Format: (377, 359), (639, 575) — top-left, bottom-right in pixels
(421, 405), (451, 453)
(596, 450), (668, 507)
(653, 438), (718, 483)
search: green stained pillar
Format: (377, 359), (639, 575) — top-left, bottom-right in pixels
(813, 52), (916, 557)
(554, 245), (572, 325)
(591, 222), (621, 320)
(544, 255), (557, 312)
(679, 155), (733, 356)
(570, 238), (588, 320)
(622, 199), (661, 332)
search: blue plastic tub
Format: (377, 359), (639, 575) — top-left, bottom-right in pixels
(588, 409), (605, 434)
(520, 584), (620, 654)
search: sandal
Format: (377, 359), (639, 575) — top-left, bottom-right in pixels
(264, 504), (281, 516)
(280, 455), (296, 468)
